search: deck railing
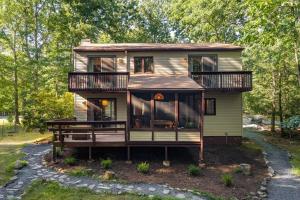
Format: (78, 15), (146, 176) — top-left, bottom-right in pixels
(47, 120), (127, 144)
(68, 72), (129, 92)
(191, 71), (252, 91)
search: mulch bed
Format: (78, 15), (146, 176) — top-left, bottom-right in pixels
(46, 141), (268, 199)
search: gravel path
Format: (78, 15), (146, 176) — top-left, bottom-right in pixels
(244, 129), (300, 200)
(0, 144), (206, 200)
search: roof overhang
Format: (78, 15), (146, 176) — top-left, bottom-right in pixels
(73, 43), (244, 52)
(128, 75), (203, 91)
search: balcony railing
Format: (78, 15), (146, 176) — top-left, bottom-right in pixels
(68, 72), (129, 92)
(191, 71), (252, 91)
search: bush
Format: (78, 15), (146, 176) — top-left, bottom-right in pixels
(188, 164), (201, 176)
(221, 173), (233, 187)
(101, 158), (112, 169)
(68, 167), (93, 177)
(282, 115), (300, 137)
(233, 166), (242, 174)
(64, 157), (76, 166)
(137, 162), (150, 174)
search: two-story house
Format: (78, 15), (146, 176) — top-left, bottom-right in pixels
(48, 40), (252, 165)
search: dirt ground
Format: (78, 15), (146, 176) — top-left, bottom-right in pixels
(46, 139), (268, 199)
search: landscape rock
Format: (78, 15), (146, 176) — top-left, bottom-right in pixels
(239, 163), (251, 175)
(101, 170), (116, 180)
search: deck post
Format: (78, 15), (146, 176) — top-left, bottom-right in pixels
(199, 91), (205, 164)
(126, 146), (131, 163)
(88, 146), (92, 160)
(163, 146), (170, 167)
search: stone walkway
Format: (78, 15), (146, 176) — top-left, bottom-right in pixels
(0, 144), (206, 200)
(244, 129), (300, 200)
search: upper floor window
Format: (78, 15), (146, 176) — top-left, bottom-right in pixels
(134, 57), (153, 73)
(189, 55), (217, 72)
(89, 56), (116, 72)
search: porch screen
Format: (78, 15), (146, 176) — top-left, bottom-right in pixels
(178, 93), (200, 129)
(154, 93), (175, 128)
(131, 93), (151, 128)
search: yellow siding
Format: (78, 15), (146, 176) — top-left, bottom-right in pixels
(74, 93), (127, 121)
(178, 132), (201, 142)
(74, 51), (127, 72)
(204, 92), (242, 136)
(130, 131), (152, 141)
(74, 50), (242, 74)
(154, 132), (176, 141)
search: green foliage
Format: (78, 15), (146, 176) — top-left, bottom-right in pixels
(68, 167), (93, 177)
(64, 157), (77, 166)
(101, 158), (112, 169)
(282, 116), (300, 131)
(221, 173), (233, 187)
(187, 164), (202, 176)
(137, 162), (150, 174)
(233, 166), (242, 174)
(22, 91), (74, 133)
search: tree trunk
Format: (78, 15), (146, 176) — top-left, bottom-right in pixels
(271, 71), (277, 133)
(12, 31), (20, 126)
(278, 72), (284, 136)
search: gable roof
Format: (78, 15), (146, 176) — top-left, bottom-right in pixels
(74, 43), (243, 52)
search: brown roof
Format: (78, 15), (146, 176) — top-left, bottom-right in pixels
(74, 43), (243, 52)
(128, 75), (203, 91)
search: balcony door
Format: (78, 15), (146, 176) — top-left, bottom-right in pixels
(189, 55), (218, 87)
(88, 56), (116, 72)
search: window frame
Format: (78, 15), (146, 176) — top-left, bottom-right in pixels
(87, 55), (116, 72)
(133, 56), (154, 74)
(188, 54), (218, 73)
(87, 98), (117, 121)
(204, 98), (216, 115)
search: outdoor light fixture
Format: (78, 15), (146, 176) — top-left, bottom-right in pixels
(100, 99), (109, 107)
(154, 93), (164, 101)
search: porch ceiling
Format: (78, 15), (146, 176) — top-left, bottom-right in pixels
(128, 75), (203, 91)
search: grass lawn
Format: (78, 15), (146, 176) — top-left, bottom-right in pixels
(22, 180), (176, 200)
(262, 133), (300, 176)
(0, 145), (24, 186)
(0, 130), (52, 145)
(0, 129), (52, 186)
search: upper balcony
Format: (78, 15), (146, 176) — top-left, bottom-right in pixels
(68, 72), (129, 92)
(191, 71), (252, 92)
(68, 71), (252, 92)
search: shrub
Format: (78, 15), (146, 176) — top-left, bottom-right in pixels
(64, 157), (76, 166)
(68, 167), (93, 177)
(233, 166), (242, 174)
(137, 162), (150, 174)
(188, 164), (201, 176)
(101, 158), (112, 169)
(221, 173), (233, 187)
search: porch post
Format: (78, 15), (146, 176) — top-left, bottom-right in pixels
(126, 90), (131, 143)
(199, 91), (205, 163)
(175, 93), (179, 141)
(150, 92), (154, 141)
(52, 145), (57, 162)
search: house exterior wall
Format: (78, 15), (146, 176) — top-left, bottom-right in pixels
(73, 49), (243, 140)
(204, 92), (243, 137)
(74, 93), (127, 121)
(74, 51), (242, 73)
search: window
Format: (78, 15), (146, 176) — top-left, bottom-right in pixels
(131, 93), (151, 128)
(87, 98), (116, 121)
(204, 98), (216, 115)
(134, 57), (153, 73)
(190, 55), (217, 72)
(179, 93), (200, 129)
(89, 57), (115, 72)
